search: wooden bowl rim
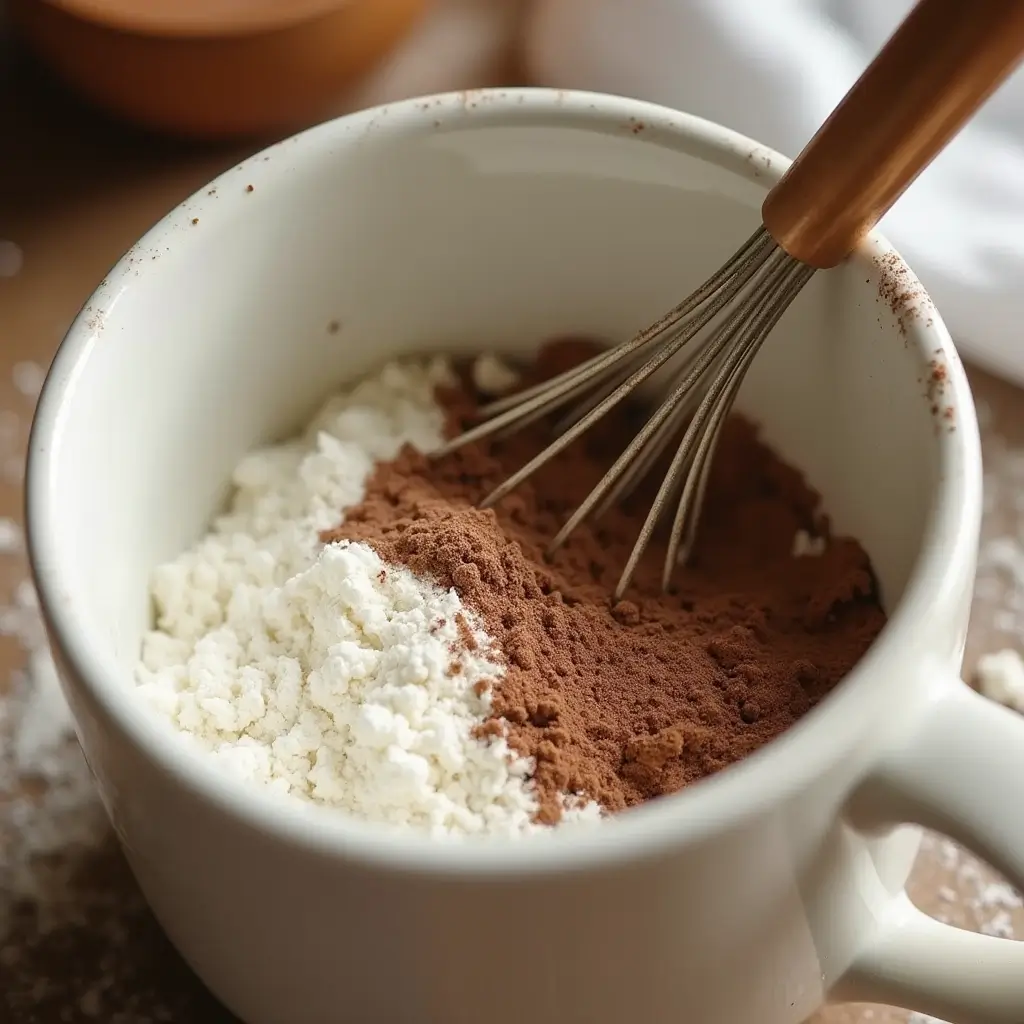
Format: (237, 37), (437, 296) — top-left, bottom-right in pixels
(36, 0), (373, 38)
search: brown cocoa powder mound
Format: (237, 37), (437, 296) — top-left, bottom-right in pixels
(323, 345), (886, 823)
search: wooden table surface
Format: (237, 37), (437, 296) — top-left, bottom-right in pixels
(0, 25), (1021, 1024)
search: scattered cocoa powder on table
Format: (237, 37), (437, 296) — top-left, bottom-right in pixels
(324, 343), (886, 824)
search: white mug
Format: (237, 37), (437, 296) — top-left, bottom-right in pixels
(26, 89), (1024, 1024)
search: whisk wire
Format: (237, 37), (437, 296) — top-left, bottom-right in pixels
(431, 0), (1024, 595)
(434, 224), (816, 596)
(613, 252), (812, 598)
(592, 336), (732, 516)
(592, 385), (698, 519)
(548, 245), (793, 554)
(432, 226), (774, 467)
(663, 260), (816, 586)
(550, 345), (657, 436)
(475, 225), (773, 421)
(470, 236), (778, 509)
(611, 249), (798, 596)
(545, 315), (738, 554)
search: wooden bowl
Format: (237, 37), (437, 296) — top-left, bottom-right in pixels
(9, 0), (429, 140)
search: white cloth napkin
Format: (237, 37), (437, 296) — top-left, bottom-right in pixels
(352, 0), (1024, 385)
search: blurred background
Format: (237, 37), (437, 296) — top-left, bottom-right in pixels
(0, 2), (1022, 1021)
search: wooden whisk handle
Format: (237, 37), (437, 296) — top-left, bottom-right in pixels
(761, 0), (1024, 269)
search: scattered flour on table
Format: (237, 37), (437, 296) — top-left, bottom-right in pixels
(135, 357), (600, 837)
(0, 515), (23, 555)
(973, 407), (1024, 715)
(12, 360), (46, 399)
(865, 396), (1023, 975)
(976, 408), (1024, 638)
(0, 571), (107, 940)
(974, 648), (1024, 712)
(0, 403), (108, 945)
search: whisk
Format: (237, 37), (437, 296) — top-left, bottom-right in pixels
(436, 0), (1024, 599)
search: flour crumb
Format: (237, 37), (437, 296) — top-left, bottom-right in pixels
(12, 360), (45, 399)
(974, 648), (1024, 711)
(792, 529), (825, 557)
(981, 909), (1015, 938)
(975, 880), (1023, 911)
(13, 646), (75, 774)
(471, 353), (521, 396)
(0, 516), (22, 555)
(136, 358), (599, 837)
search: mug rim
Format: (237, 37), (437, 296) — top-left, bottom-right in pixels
(25, 87), (983, 876)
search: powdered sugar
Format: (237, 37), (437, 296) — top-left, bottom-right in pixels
(136, 357), (599, 836)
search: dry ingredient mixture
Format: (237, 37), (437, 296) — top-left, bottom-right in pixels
(136, 343), (886, 833)
(330, 343), (886, 822)
(136, 358), (598, 836)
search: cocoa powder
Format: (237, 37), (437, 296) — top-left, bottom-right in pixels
(324, 345), (886, 823)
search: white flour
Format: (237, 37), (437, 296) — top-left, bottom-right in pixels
(136, 357), (599, 836)
(471, 352), (521, 395)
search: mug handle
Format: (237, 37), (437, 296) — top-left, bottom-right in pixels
(837, 672), (1024, 1024)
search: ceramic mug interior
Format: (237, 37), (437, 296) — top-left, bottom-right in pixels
(28, 89), (975, 866)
